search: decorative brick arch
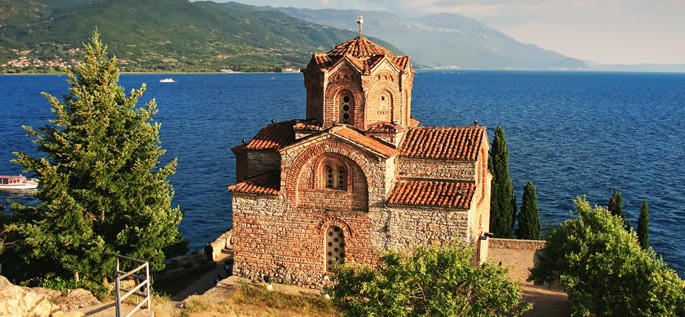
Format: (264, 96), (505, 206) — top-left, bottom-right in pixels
(366, 78), (401, 127)
(285, 139), (373, 209)
(311, 153), (358, 191)
(326, 83), (363, 126)
(317, 216), (353, 237)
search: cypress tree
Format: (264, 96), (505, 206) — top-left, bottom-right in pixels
(608, 188), (631, 230)
(638, 200), (650, 249)
(2, 32), (184, 286)
(608, 188), (624, 219)
(489, 126), (515, 238)
(516, 181), (541, 240)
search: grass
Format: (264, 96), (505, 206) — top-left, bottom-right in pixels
(180, 281), (340, 317)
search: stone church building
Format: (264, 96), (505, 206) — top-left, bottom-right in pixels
(229, 30), (491, 288)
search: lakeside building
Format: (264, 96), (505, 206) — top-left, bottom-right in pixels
(228, 23), (491, 288)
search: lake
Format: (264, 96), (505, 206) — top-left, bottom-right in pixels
(1, 71), (684, 275)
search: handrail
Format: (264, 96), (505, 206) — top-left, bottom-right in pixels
(115, 254), (153, 317)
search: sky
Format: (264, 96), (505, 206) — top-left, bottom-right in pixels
(212, 0), (685, 65)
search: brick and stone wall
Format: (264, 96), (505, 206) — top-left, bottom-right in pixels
(398, 158), (475, 181)
(246, 151), (280, 178)
(232, 194), (475, 288)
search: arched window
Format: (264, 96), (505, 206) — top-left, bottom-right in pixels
(326, 226), (345, 272)
(325, 164), (346, 190)
(339, 93), (353, 123)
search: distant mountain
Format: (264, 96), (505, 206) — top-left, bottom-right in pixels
(0, 0), (401, 73)
(277, 8), (588, 70)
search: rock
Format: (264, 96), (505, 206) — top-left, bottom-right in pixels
(0, 275), (54, 317)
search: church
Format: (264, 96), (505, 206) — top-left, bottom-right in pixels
(228, 20), (491, 288)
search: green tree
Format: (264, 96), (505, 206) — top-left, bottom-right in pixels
(516, 181), (541, 240)
(331, 244), (530, 317)
(530, 197), (685, 317)
(489, 126), (515, 238)
(1, 32), (183, 286)
(638, 200), (649, 249)
(608, 188), (623, 218)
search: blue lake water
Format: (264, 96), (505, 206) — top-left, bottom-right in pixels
(1, 71), (684, 276)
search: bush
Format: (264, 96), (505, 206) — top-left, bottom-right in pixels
(530, 197), (685, 316)
(331, 244), (530, 317)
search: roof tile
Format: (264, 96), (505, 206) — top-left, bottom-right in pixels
(309, 36), (410, 72)
(228, 172), (279, 195)
(400, 126), (485, 160)
(332, 127), (398, 157)
(387, 180), (475, 209)
(244, 120), (297, 151)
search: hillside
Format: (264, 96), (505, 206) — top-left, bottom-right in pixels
(277, 8), (588, 70)
(0, 0), (401, 73)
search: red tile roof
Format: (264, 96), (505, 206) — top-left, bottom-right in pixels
(308, 36), (410, 72)
(400, 126), (485, 161)
(387, 180), (475, 209)
(332, 127), (398, 157)
(228, 172), (279, 195)
(244, 120), (297, 151)
(327, 36), (396, 59)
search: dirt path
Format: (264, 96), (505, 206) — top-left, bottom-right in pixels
(173, 251), (233, 301)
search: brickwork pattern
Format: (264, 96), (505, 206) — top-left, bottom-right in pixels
(398, 157), (476, 181)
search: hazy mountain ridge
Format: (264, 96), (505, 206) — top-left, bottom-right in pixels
(1, 0), (682, 73)
(276, 8), (587, 70)
(277, 7), (685, 72)
(0, 0), (401, 72)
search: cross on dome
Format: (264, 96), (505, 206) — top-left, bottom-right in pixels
(357, 16), (363, 37)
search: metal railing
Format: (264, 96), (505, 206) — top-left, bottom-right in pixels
(115, 254), (153, 317)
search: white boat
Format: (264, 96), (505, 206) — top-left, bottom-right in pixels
(0, 175), (39, 190)
(159, 78), (176, 83)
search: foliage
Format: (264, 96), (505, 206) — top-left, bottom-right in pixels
(608, 188), (633, 230)
(530, 197), (685, 317)
(608, 188), (624, 218)
(489, 126), (516, 238)
(331, 244), (530, 317)
(638, 200), (650, 249)
(1, 32), (183, 287)
(0, 0), (402, 73)
(516, 181), (541, 239)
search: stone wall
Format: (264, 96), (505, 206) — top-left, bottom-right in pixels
(398, 158), (475, 181)
(232, 190), (475, 288)
(488, 238), (546, 283)
(383, 206), (470, 249)
(232, 194), (379, 288)
(246, 151), (280, 178)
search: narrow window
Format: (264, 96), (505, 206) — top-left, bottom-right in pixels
(326, 226), (345, 272)
(325, 165), (346, 190)
(326, 165), (334, 188)
(340, 94), (352, 123)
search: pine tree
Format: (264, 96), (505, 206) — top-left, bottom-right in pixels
(489, 126), (515, 238)
(516, 181), (541, 240)
(638, 200), (650, 249)
(2, 32), (183, 285)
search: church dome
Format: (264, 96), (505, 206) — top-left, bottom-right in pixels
(307, 36), (410, 72)
(326, 36), (396, 59)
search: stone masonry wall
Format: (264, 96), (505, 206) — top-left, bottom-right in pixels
(398, 158), (475, 181)
(232, 194), (380, 288)
(488, 238), (546, 283)
(383, 206), (470, 250)
(233, 193), (474, 288)
(246, 151), (280, 178)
